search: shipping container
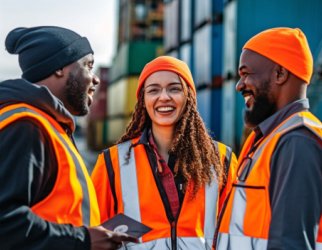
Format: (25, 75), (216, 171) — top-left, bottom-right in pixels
(86, 119), (109, 151)
(108, 78), (127, 116)
(309, 44), (322, 119)
(167, 50), (179, 58)
(194, 0), (211, 29)
(180, 0), (192, 43)
(164, 0), (179, 51)
(221, 0), (237, 148)
(179, 43), (192, 70)
(88, 67), (109, 121)
(108, 75), (138, 117)
(197, 89), (212, 130)
(193, 24), (211, 87)
(110, 41), (163, 83)
(193, 21), (224, 139)
(106, 75), (139, 145)
(107, 118), (128, 145)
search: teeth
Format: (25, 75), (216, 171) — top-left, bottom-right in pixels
(157, 106), (174, 112)
(244, 95), (251, 104)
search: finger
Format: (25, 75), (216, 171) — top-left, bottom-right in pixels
(106, 232), (139, 243)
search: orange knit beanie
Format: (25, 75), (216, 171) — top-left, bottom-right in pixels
(243, 27), (313, 83)
(137, 56), (196, 98)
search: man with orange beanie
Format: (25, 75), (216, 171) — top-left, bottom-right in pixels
(216, 28), (322, 249)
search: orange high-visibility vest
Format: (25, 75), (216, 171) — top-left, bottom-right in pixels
(0, 103), (100, 226)
(92, 137), (235, 249)
(217, 111), (322, 249)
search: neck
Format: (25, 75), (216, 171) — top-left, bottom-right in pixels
(151, 124), (174, 162)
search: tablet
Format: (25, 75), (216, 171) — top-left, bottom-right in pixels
(101, 213), (152, 238)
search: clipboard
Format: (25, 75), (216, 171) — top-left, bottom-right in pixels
(101, 213), (152, 238)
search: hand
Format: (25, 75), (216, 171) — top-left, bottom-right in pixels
(88, 226), (139, 250)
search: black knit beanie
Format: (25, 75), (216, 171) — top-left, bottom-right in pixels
(5, 26), (94, 82)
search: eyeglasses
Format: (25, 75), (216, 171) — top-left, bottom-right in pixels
(144, 84), (184, 97)
(237, 155), (253, 182)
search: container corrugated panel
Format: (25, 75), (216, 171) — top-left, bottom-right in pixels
(108, 75), (138, 118)
(95, 120), (104, 149)
(210, 89), (222, 140)
(108, 78), (126, 116)
(179, 43), (192, 70)
(110, 41), (163, 83)
(124, 76), (139, 116)
(164, 0), (179, 50)
(107, 118), (127, 144)
(221, 81), (236, 147)
(309, 46), (322, 120)
(107, 75), (137, 145)
(88, 68), (108, 121)
(102, 119), (108, 146)
(196, 89), (212, 131)
(87, 119), (107, 151)
(193, 24), (211, 87)
(180, 0), (192, 42)
(128, 41), (163, 75)
(194, 0), (211, 28)
(211, 24), (223, 77)
(167, 50), (179, 58)
(221, 1), (237, 148)
(236, 0), (322, 58)
(110, 43), (129, 83)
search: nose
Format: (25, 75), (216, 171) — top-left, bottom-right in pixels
(159, 87), (171, 100)
(235, 78), (245, 92)
(93, 74), (100, 86)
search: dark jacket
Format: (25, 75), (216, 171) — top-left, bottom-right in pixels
(0, 79), (90, 249)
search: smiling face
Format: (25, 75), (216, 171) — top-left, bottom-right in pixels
(144, 71), (187, 131)
(236, 49), (278, 127)
(64, 54), (100, 116)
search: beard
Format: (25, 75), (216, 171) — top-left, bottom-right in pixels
(65, 72), (89, 116)
(244, 80), (277, 128)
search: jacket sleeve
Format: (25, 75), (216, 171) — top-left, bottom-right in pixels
(91, 151), (116, 223)
(268, 128), (322, 250)
(0, 120), (90, 250)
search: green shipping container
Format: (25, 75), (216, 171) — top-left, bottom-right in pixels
(110, 41), (163, 83)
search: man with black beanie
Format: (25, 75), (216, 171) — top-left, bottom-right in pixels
(0, 26), (136, 249)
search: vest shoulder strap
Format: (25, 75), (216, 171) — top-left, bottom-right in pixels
(103, 148), (118, 214)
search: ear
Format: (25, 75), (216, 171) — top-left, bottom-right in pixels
(274, 65), (289, 85)
(54, 68), (64, 77)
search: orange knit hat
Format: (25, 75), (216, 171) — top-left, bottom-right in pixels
(137, 56), (196, 98)
(243, 27), (313, 83)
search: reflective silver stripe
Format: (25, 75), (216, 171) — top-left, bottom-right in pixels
(121, 237), (212, 250)
(121, 237), (171, 249)
(229, 113), (321, 240)
(217, 233), (267, 250)
(316, 242), (322, 250)
(229, 187), (246, 235)
(204, 174), (219, 238)
(0, 106), (91, 225)
(117, 141), (142, 223)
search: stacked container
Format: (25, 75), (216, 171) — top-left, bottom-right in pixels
(87, 67), (109, 151)
(102, 0), (164, 146)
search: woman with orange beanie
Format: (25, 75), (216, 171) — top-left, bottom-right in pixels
(91, 56), (237, 249)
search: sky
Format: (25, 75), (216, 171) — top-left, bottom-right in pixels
(0, 0), (117, 81)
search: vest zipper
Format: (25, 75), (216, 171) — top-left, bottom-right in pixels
(171, 221), (177, 250)
(145, 144), (178, 250)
